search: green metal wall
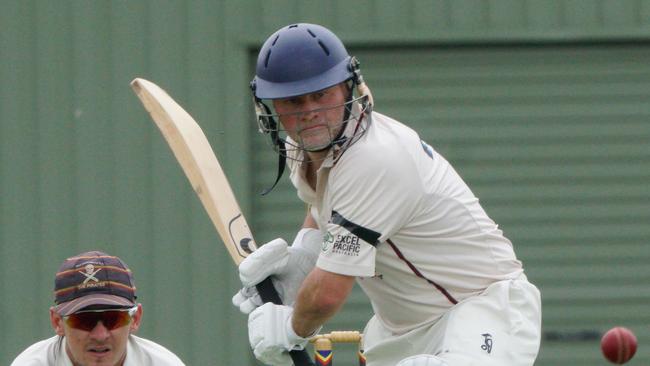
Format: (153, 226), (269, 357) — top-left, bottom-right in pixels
(2, 1), (649, 365)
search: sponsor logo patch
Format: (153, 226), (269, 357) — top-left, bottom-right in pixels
(331, 234), (361, 256)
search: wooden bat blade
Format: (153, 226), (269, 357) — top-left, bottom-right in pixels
(130, 78), (256, 264)
(130, 78), (316, 366)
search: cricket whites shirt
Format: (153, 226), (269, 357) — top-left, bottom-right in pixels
(288, 110), (524, 334)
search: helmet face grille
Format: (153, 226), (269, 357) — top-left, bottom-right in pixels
(255, 94), (371, 157)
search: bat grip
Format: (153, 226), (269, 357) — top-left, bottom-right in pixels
(256, 277), (316, 366)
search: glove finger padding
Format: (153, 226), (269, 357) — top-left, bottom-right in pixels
(239, 238), (291, 287)
(232, 287), (263, 314)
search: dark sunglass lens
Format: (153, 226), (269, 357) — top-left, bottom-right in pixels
(67, 312), (100, 331)
(101, 311), (130, 329)
(67, 311), (131, 331)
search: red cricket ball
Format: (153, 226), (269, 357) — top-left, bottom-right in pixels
(601, 327), (637, 364)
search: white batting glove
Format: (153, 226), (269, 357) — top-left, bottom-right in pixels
(232, 228), (321, 314)
(396, 355), (449, 366)
(248, 302), (317, 366)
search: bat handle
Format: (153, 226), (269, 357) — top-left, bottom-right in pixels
(256, 277), (283, 304)
(256, 277), (316, 366)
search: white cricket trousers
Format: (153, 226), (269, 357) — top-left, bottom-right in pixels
(362, 275), (541, 366)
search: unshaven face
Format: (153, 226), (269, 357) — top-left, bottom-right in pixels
(273, 83), (348, 152)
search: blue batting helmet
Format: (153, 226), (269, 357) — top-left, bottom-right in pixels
(251, 23), (354, 100)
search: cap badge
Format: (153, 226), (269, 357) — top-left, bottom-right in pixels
(80, 264), (101, 284)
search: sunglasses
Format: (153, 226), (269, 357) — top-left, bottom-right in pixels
(64, 306), (137, 331)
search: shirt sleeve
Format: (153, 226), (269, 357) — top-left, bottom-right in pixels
(316, 140), (422, 277)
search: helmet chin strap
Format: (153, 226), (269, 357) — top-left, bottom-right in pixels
(260, 141), (287, 196)
(257, 100), (287, 196)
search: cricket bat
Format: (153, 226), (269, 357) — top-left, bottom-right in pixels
(131, 78), (315, 366)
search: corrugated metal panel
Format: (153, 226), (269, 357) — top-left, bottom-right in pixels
(0, 2), (252, 365)
(248, 0), (650, 44)
(3, 0), (650, 365)
(1, 1), (43, 359)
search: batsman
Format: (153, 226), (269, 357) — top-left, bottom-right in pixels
(232, 23), (542, 366)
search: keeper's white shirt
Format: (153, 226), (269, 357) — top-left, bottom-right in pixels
(288, 111), (525, 334)
(11, 334), (185, 366)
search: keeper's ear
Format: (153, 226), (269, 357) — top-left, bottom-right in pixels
(50, 307), (65, 336)
(129, 304), (143, 333)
